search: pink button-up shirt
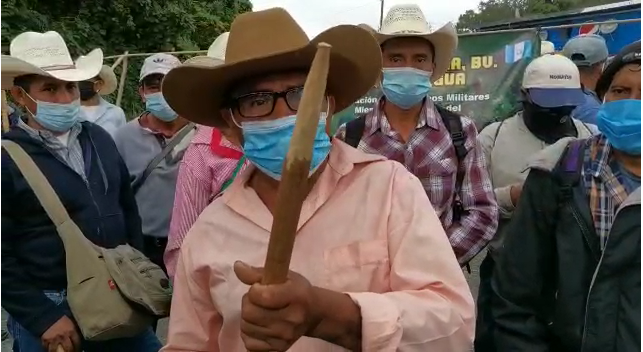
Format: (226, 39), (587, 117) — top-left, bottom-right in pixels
(162, 140), (475, 352)
(164, 126), (248, 279)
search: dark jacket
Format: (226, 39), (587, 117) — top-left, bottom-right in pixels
(1, 122), (143, 337)
(491, 138), (641, 352)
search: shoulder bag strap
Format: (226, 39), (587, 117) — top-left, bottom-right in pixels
(2, 140), (78, 242)
(132, 122), (196, 194)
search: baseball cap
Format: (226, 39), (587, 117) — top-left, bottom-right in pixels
(139, 53), (181, 81)
(562, 34), (609, 67)
(522, 54), (585, 108)
(596, 40), (641, 100)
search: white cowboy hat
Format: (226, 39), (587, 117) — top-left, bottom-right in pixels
(376, 4), (458, 82)
(182, 32), (230, 66)
(1, 31), (103, 89)
(206, 32), (229, 63)
(97, 65), (118, 95)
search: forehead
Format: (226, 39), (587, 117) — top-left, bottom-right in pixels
(381, 37), (434, 54)
(611, 63), (641, 86)
(30, 76), (75, 87)
(235, 71), (308, 93)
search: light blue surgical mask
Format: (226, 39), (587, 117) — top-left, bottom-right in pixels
(381, 67), (432, 109)
(145, 92), (178, 122)
(25, 92), (81, 132)
(241, 115), (332, 180)
(597, 99), (641, 155)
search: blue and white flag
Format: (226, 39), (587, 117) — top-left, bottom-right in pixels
(505, 40), (533, 63)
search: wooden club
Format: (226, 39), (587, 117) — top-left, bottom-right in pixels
(261, 42), (333, 285)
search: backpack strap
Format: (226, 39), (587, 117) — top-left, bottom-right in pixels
(435, 105), (468, 221)
(554, 139), (586, 202)
(344, 114), (367, 148)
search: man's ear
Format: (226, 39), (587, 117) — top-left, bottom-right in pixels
(220, 108), (243, 145)
(138, 86), (146, 101)
(324, 96), (337, 136)
(94, 80), (105, 93)
(9, 86), (28, 107)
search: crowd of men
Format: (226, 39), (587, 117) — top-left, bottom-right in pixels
(1, 3), (640, 352)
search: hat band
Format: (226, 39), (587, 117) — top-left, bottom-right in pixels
(42, 64), (76, 72)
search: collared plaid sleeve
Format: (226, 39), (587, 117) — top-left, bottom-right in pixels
(448, 117), (499, 264)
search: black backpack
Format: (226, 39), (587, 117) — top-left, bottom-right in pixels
(344, 105), (468, 221)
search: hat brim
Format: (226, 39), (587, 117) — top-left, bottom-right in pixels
(162, 25), (382, 128)
(527, 88), (586, 108)
(1, 48), (103, 90)
(375, 22), (458, 82)
(98, 65), (118, 95)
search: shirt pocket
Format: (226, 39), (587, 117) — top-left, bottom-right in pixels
(323, 239), (390, 293)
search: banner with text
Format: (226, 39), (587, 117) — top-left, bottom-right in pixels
(331, 29), (541, 133)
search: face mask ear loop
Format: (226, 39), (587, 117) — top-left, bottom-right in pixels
(20, 88), (37, 117)
(230, 108), (242, 128)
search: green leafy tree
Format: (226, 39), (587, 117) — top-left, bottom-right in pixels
(1, 0), (252, 117)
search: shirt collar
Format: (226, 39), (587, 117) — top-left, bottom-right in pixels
(17, 117), (82, 146)
(587, 134), (614, 179)
(221, 139), (386, 232)
(365, 96), (441, 136)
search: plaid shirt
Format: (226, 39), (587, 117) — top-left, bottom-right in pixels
(583, 134), (631, 250)
(336, 98), (498, 264)
(17, 119), (85, 180)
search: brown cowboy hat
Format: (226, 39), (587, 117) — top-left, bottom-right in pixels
(162, 7), (382, 127)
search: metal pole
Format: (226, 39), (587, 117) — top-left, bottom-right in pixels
(110, 54), (126, 69)
(115, 52), (129, 107)
(379, 0), (385, 30)
(467, 17), (641, 36)
(104, 49), (207, 60)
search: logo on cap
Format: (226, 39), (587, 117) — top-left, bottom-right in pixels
(549, 74), (573, 80)
(153, 57), (165, 63)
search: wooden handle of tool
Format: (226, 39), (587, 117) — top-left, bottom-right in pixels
(2, 90), (10, 133)
(261, 43), (333, 285)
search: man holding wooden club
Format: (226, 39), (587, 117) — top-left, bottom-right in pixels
(161, 7), (475, 352)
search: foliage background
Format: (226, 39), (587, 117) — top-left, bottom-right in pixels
(457, 0), (624, 32)
(1, 0), (252, 118)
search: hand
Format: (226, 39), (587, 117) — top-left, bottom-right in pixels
(510, 183), (523, 206)
(234, 261), (320, 352)
(41, 316), (80, 352)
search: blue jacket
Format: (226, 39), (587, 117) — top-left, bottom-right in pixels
(1, 122), (143, 337)
(571, 88), (601, 125)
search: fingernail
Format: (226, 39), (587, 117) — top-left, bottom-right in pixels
(234, 260), (248, 268)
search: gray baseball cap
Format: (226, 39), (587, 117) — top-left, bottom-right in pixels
(562, 34), (609, 67)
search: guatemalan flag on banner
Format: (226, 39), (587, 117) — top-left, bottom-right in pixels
(505, 40), (533, 63)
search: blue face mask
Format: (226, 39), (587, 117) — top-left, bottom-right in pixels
(241, 115), (332, 180)
(145, 92), (178, 122)
(597, 99), (641, 155)
(25, 93), (81, 132)
(381, 67), (432, 109)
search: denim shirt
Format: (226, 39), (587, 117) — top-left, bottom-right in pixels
(571, 88), (601, 125)
(79, 97), (127, 137)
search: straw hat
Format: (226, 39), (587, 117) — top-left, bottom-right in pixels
(376, 4), (458, 81)
(162, 7), (382, 127)
(207, 32), (229, 62)
(97, 65), (118, 95)
(1, 31), (103, 89)
(541, 41), (556, 55)
(183, 32), (229, 66)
